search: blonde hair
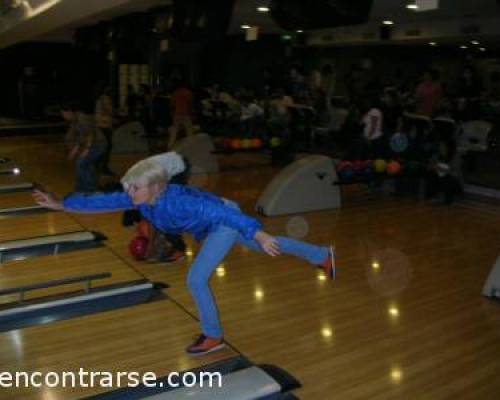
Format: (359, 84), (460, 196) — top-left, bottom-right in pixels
(121, 159), (169, 191)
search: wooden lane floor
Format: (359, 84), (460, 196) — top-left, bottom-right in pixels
(5, 133), (500, 398)
(116, 171), (500, 400)
(0, 172), (32, 186)
(0, 248), (144, 305)
(0, 191), (38, 209)
(0, 212), (83, 243)
(0, 299), (237, 400)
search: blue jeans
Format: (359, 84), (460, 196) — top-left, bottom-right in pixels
(187, 201), (328, 339)
(75, 146), (104, 192)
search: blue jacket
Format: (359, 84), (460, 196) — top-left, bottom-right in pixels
(63, 184), (263, 241)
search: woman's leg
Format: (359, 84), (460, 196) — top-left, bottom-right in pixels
(187, 225), (239, 339)
(236, 235), (329, 265)
(221, 199), (329, 265)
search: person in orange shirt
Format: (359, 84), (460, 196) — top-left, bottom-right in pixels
(168, 80), (194, 149)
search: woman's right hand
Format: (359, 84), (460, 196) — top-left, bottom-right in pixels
(32, 189), (64, 210)
(254, 231), (281, 257)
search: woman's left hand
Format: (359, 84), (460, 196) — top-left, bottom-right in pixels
(254, 231), (281, 257)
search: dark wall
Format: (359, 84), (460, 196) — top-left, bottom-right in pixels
(200, 35), (291, 91)
(0, 42), (108, 117)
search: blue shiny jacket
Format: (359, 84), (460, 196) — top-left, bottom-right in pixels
(63, 184), (263, 241)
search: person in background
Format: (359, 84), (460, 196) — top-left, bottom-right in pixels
(126, 85), (139, 120)
(424, 137), (463, 205)
(240, 96), (264, 135)
(137, 84), (153, 135)
(95, 86), (114, 176)
(415, 69), (443, 118)
(62, 102), (106, 192)
(168, 80), (194, 149)
(360, 94), (385, 159)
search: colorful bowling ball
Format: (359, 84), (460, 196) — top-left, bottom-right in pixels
(386, 160), (402, 175)
(242, 139), (252, 149)
(270, 137), (281, 148)
(353, 160), (366, 174)
(374, 159), (387, 174)
(129, 236), (149, 260)
(252, 138), (262, 148)
(337, 160), (352, 172)
(232, 139), (242, 149)
(339, 166), (355, 181)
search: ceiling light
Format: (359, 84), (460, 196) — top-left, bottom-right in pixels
(429, 42), (437, 46)
(296, 30), (303, 33)
(479, 47), (486, 52)
(471, 40), (480, 45)
(241, 24), (251, 29)
(382, 20), (394, 25)
(257, 6), (269, 12)
(460, 45), (468, 49)
(406, 4), (419, 9)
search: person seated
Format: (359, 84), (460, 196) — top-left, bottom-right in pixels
(240, 96), (264, 135)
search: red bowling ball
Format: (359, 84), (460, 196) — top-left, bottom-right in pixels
(129, 236), (149, 260)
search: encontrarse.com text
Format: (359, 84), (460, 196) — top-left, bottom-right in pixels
(0, 370), (223, 389)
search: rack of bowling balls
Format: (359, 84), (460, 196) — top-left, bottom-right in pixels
(336, 159), (403, 183)
(213, 136), (281, 152)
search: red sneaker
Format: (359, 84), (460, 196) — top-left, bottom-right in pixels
(186, 334), (225, 356)
(320, 246), (336, 280)
(163, 250), (186, 264)
(147, 251), (186, 264)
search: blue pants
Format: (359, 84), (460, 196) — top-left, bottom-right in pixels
(187, 203), (328, 339)
(75, 146), (104, 192)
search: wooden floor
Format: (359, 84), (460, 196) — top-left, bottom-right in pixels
(0, 212), (82, 243)
(0, 248), (145, 304)
(0, 191), (39, 209)
(0, 301), (237, 399)
(1, 134), (500, 399)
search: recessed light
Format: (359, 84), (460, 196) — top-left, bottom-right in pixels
(296, 30), (303, 33)
(479, 47), (486, 52)
(382, 20), (394, 25)
(257, 6), (269, 12)
(406, 4), (418, 9)
(460, 45), (468, 49)
(429, 42), (437, 46)
(241, 24), (251, 29)
(471, 40), (480, 45)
